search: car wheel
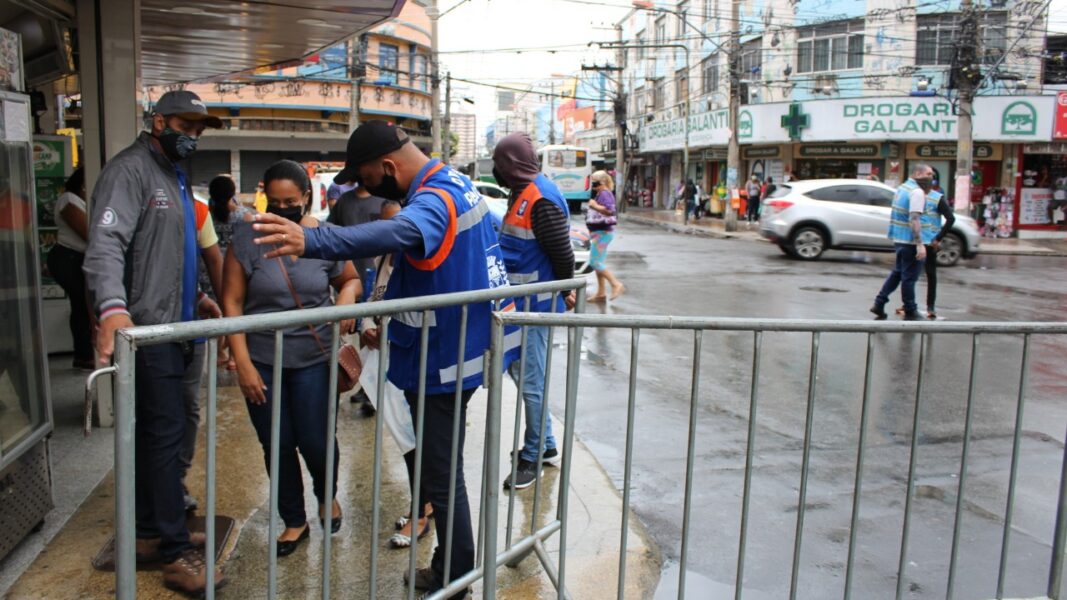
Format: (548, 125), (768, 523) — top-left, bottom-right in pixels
(937, 232), (963, 267)
(790, 226), (826, 260)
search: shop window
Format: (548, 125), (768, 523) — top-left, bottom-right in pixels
(379, 43), (399, 85)
(916, 12), (1008, 66)
(797, 19), (863, 74)
(702, 54), (719, 95)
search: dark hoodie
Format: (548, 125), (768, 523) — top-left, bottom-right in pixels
(492, 133), (574, 283)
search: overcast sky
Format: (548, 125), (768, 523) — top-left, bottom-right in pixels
(437, 0), (1067, 144)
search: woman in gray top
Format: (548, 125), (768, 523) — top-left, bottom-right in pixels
(221, 160), (361, 557)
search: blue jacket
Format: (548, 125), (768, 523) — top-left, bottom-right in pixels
(500, 174), (571, 313)
(889, 179), (942, 245)
(384, 160), (516, 393)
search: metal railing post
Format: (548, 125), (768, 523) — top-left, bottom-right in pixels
(368, 318), (390, 599)
(205, 339), (219, 600)
(947, 334), (981, 600)
(896, 334), (929, 600)
(617, 328), (641, 600)
(321, 323), (340, 600)
(997, 334), (1030, 598)
(789, 332), (821, 600)
(484, 316), (507, 599)
(735, 330), (763, 600)
(407, 313), (432, 600)
(678, 330), (704, 600)
(843, 333), (876, 600)
(113, 333), (137, 600)
(554, 286), (585, 600)
(267, 331), (284, 599)
(443, 306), (469, 587)
(1049, 420), (1067, 599)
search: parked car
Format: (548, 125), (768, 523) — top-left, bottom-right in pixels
(759, 179), (980, 266)
(484, 196), (592, 275)
(475, 181), (510, 200)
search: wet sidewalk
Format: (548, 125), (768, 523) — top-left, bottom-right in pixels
(620, 208), (1067, 256)
(7, 366), (660, 599)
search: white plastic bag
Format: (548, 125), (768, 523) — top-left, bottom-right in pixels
(358, 346), (416, 454)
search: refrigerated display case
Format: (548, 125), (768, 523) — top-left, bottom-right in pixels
(0, 77), (55, 557)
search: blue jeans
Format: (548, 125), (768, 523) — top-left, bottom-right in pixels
(875, 243), (926, 314)
(245, 361), (339, 528)
(508, 325), (557, 462)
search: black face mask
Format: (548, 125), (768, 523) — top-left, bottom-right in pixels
(492, 167), (507, 187)
(364, 174), (406, 201)
(155, 127), (198, 162)
(590, 185), (600, 199)
(914, 177), (933, 191)
(266, 204), (304, 223)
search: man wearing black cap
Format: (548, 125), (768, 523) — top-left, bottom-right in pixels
(254, 119), (508, 598)
(84, 90), (226, 594)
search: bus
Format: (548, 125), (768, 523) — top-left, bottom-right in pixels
(538, 144), (592, 211)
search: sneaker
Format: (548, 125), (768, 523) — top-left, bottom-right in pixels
(162, 548), (226, 596)
(870, 305), (888, 321)
(510, 447), (560, 466)
(403, 566), (438, 590)
(902, 311), (922, 321)
(502, 459), (540, 490)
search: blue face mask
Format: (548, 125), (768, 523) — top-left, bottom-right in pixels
(156, 127), (198, 161)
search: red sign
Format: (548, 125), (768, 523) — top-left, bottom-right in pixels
(1054, 92), (1067, 139)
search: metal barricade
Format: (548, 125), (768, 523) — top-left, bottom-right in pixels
(105, 278), (585, 600)
(488, 313), (1067, 600)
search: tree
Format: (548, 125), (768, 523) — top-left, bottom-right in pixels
(449, 131), (460, 159)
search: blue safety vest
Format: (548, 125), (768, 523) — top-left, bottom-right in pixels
(384, 160), (517, 394)
(500, 174), (571, 313)
(888, 179), (942, 245)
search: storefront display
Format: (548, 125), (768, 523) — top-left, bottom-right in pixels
(1018, 144), (1067, 230)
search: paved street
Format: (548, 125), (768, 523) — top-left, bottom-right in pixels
(544, 220), (1067, 599)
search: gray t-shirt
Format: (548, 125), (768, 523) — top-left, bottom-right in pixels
(231, 221), (344, 368)
(328, 191), (388, 287)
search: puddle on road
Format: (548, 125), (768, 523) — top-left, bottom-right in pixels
(653, 562), (775, 600)
(798, 286), (849, 293)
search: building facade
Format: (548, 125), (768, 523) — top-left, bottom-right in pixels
(450, 111), (477, 168)
(154, 2), (433, 192)
(620, 0), (1064, 238)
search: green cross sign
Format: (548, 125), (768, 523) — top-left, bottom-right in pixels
(781, 103), (809, 140)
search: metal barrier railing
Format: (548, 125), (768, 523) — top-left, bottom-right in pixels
(488, 312), (1067, 600)
(104, 278), (586, 600)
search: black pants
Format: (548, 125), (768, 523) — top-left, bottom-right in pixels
(135, 343), (194, 562)
(924, 245), (938, 311)
(746, 196), (761, 221)
(46, 244), (92, 361)
(406, 387), (477, 586)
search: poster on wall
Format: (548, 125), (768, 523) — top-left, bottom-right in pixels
(1019, 187), (1052, 225)
(0, 27), (21, 92)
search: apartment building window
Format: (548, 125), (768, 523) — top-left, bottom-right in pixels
(916, 12), (1008, 66)
(702, 54), (719, 94)
(797, 19), (864, 73)
(740, 38), (762, 77)
(654, 79), (666, 110)
(675, 67), (688, 103)
(636, 30), (646, 59)
(702, 0), (713, 23)
(677, 1), (690, 37)
(379, 43), (399, 84)
(655, 16), (667, 44)
(415, 54), (427, 90)
(634, 85), (646, 115)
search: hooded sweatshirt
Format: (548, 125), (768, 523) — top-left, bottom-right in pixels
(492, 133), (574, 282)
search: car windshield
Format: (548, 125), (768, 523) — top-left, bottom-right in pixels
(768, 184), (791, 199)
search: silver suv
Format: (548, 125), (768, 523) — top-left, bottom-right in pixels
(759, 179), (980, 266)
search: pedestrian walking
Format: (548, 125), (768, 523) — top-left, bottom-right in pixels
(251, 120), (510, 599)
(870, 163), (941, 321)
(492, 133), (574, 490)
(745, 175), (762, 222)
(46, 167), (93, 370)
(896, 190), (955, 319)
(683, 178), (698, 221)
(82, 90), (226, 595)
(221, 159), (360, 557)
(586, 170), (625, 302)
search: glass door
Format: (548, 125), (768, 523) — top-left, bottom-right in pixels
(0, 90), (52, 467)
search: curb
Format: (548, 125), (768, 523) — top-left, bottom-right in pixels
(620, 214), (1067, 257)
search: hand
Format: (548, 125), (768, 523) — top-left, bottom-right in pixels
(361, 327), (380, 350)
(199, 297), (222, 319)
(564, 291), (577, 311)
(237, 360), (267, 404)
(340, 319), (357, 335)
(95, 313), (134, 366)
(252, 212), (305, 259)
(917, 245), (927, 260)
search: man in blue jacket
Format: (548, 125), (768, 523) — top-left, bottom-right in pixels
(253, 120), (505, 599)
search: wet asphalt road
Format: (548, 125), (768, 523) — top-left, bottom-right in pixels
(540, 222), (1067, 599)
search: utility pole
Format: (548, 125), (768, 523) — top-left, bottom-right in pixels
(615, 24), (628, 213)
(443, 72), (452, 164)
(429, 0), (442, 157)
(954, 0), (979, 214)
(549, 81), (557, 144)
(725, 0), (741, 232)
(348, 36), (362, 133)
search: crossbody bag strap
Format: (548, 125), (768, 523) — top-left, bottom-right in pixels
(275, 255), (330, 357)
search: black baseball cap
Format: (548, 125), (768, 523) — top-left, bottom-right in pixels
(334, 120), (411, 184)
(153, 90), (224, 128)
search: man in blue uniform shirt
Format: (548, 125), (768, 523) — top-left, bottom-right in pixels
(253, 120), (504, 599)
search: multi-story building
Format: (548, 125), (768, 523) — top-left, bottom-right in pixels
(449, 111), (477, 168)
(156, 2), (433, 193)
(620, 0), (1064, 238)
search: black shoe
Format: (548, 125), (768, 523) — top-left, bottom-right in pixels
(359, 401), (376, 418)
(276, 524), (310, 557)
(503, 459), (540, 490)
(870, 305), (888, 321)
(403, 566), (439, 590)
(902, 311), (922, 321)
(350, 388), (370, 404)
(510, 447), (560, 466)
(318, 513), (342, 534)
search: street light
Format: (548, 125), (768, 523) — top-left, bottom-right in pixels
(596, 41), (692, 224)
